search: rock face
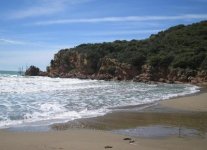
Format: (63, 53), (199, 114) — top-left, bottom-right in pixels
(25, 66), (48, 76)
(47, 51), (207, 85)
(47, 51), (95, 78)
(29, 21), (207, 85)
(134, 66), (207, 84)
(48, 52), (138, 81)
(97, 57), (137, 80)
(25, 66), (40, 76)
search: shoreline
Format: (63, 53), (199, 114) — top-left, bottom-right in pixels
(0, 81), (200, 131)
(2, 86), (206, 132)
(1, 86), (207, 150)
(2, 84), (202, 132)
(160, 90), (207, 112)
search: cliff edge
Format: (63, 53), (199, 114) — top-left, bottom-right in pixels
(38, 21), (207, 84)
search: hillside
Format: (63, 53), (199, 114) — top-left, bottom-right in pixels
(45, 21), (207, 84)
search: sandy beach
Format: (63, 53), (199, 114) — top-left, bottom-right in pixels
(0, 129), (207, 150)
(1, 91), (207, 150)
(160, 92), (207, 112)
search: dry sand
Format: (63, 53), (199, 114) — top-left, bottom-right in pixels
(160, 92), (207, 112)
(0, 129), (207, 150)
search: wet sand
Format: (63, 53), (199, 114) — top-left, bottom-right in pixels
(1, 91), (207, 150)
(52, 111), (207, 131)
(51, 92), (207, 134)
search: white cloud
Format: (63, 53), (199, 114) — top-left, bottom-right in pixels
(33, 14), (207, 25)
(83, 29), (162, 36)
(0, 38), (27, 45)
(9, 0), (93, 19)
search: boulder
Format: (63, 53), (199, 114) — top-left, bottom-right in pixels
(25, 66), (40, 76)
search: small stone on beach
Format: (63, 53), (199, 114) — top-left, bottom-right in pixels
(123, 138), (131, 141)
(129, 140), (135, 144)
(104, 145), (113, 149)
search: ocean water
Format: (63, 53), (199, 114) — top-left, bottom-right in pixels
(0, 71), (200, 128)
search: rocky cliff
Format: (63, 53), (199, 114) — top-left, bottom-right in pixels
(25, 66), (48, 76)
(44, 20), (207, 85)
(47, 53), (207, 85)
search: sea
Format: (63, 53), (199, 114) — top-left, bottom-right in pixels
(0, 70), (200, 129)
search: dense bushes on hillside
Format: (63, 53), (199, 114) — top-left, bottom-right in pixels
(47, 21), (207, 83)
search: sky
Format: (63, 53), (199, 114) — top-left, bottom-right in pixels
(0, 0), (207, 71)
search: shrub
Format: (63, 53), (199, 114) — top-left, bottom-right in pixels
(106, 66), (116, 75)
(201, 56), (207, 70)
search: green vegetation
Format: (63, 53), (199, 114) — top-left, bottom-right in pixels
(50, 21), (207, 73)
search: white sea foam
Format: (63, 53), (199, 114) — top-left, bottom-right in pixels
(0, 73), (200, 128)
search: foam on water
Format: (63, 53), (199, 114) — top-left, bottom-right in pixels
(0, 73), (200, 128)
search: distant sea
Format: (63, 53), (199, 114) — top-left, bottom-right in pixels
(0, 70), (200, 129)
(0, 70), (19, 76)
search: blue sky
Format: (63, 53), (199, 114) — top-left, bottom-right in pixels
(0, 0), (207, 71)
